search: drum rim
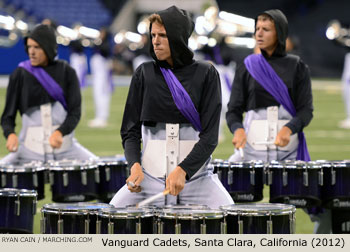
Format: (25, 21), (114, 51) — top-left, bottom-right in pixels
(41, 202), (111, 214)
(0, 165), (47, 172)
(220, 203), (296, 216)
(158, 208), (224, 219)
(98, 207), (153, 218)
(0, 188), (38, 197)
(48, 164), (98, 171)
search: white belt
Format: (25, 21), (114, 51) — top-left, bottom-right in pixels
(141, 123), (197, 178)
(246, 106), (298, 151)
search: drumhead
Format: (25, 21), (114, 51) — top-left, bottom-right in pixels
(220, 203), (296, 216)
(229, 160), (265, 169)
(0, 161), (46, 172)
(158, 208), (224, 220)
(96, 156), (127, 166)
(98, 207), (153, 218)
(47, 160), (97, 171)
(0, 188), (37, 197)
(268, 160), (313, 169)
(41, 202), (111, 214)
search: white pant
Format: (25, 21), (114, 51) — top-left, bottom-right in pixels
(90, 53), (112, 121)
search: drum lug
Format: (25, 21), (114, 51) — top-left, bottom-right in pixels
(318, 169), (324, 186)
(108, 221), (114, 234)
(175, 223), (181, 234)
(200, 223), (207, 234)
(1, 173), (6, 187)
(290, 212), (296, 234)
(303, 171), (309, 187)
(266, 219), (273, 234)
(228, 169), (233, 185)
(58, 219), (64, 234)
(250, 169), (255, 185)
(15, 196), (20, 216)
(238, 219), (243, 234)
(282, 171), (288, 186)
(96, 220), (101, 234)
(106, 167), (111, 182)
(40, 217), (46, 234)
(81, 171), (87, 186)
(95, 168), (100, 183)
(85, 218), (90, 234)
(63, 172), (69, 187)
(331, 169), (336, 185)
(49, 172), (55, 185)
(157, 221), (164, 234)
(33, 172), (38, 188)
(217, 170), (222, 182)
(221, 219), (227, 234)
(12, 173), (18, 188)
(32, 199), (37, 215)
(267, 170), (273, 185)
(136, 222), (142, 234)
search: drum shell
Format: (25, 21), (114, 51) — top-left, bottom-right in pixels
(221, 203), (296, 234)
(97, 160), (128, 202)
(49, 164), (98, 202)
(0, 188), (37, 234)
(98, 208), (154, 234)
(321, 162), (350, 209)
(332, 209), (350, 234)
(0, 164), (46, 200)
(41, 203), (110, 234)
(268, 162), (321, 208)
(213, 160), (264, 202)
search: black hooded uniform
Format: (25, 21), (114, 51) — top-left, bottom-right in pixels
(121, 6), (222, 179)
(1, 24), (81, 139)
(226, 9), (313, 136)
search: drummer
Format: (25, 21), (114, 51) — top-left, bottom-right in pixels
(110, 6), (233, 209)
(0, 24), (97, 164)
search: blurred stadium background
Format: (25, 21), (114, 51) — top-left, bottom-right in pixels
(1, 0), (350, 234)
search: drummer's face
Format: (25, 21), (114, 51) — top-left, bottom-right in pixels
(151, 22), (173, 67)
(27, 38), (49, 67)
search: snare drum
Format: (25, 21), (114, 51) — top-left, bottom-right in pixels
(320, 160), (350, 209)
(95, 156), (128, 202)
(213, 159), (264, 202)
(41, 202), (110, 234)
(220, 203), (296, 234)
(0, 188), (37, 234)
(157, 207), (225, 234)
(97, 207), (154, 234)
(0, 161), (46, 200)
(48, 160), (98, 202)
(267, 160), (322, 207)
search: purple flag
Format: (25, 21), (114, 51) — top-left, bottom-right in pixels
(159, 67), (202, 132)
(244, 54), (310, 161)
(19, 60), (68, 110)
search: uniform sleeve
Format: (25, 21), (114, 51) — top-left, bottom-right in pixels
(1, 69), (21, 139)
(285, 60), (313, 134)
(226, 63), (247, 134)
(120, 71), (143, 168)
(178, 64), (222, 179)
(57, 64), (82, 136)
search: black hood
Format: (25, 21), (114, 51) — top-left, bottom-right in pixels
(255, 9), (288, 57)
(149, 5), (194, 68)
(25, 24), (57, 62)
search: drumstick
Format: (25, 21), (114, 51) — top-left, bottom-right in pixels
(136, 189), (170, 208)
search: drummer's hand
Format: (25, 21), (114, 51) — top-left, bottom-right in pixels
(126, 162), (144, 193)
(275, 126), (292, 147)
(232, 128), (246, 149)
(166, 166), (186, 196)
(49, 130), (63, 149)
(6, 133), (18, 152)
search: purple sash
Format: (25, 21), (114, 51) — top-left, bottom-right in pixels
(19, 60), (68, 110)
(159, 67), (202, 132)
(244, 54), (310, 161)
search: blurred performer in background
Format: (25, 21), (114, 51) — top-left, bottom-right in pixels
(110, 6), (233, 208)
(88, 27), (113, 128)
(0, 24), (97, 164)
(339, 52), (350, 128)
(226, 9), (313, 163)
(69, 39), (88, 88)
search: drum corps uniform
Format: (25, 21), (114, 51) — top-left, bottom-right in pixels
(110, 6), (233, 209)
(1, 24), (97, 164)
